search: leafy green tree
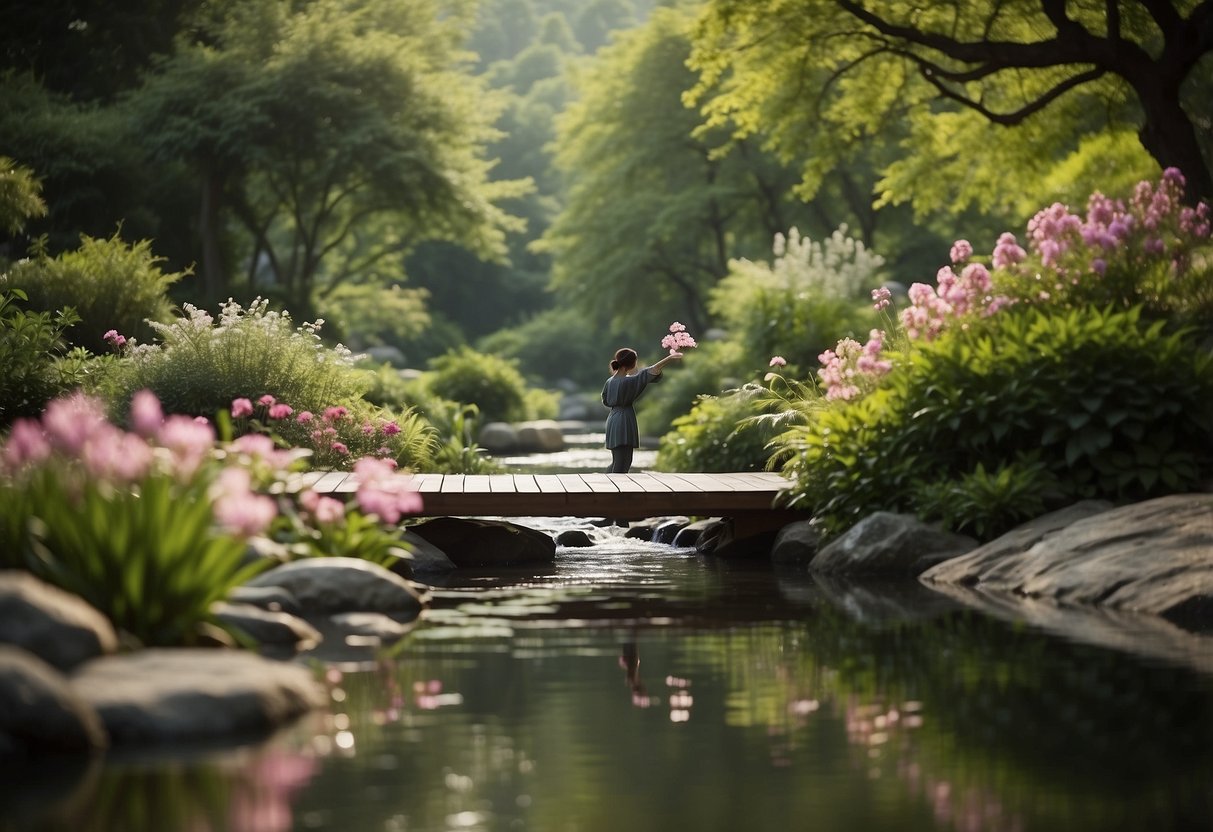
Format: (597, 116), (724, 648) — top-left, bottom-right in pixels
(0, 156), (46, 238)
(538, 6), (823, 336)
(130, 0), (529, 309)
(688, 0), (1212, 213)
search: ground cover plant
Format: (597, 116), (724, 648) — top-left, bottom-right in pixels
(766, 169), (1213, 540)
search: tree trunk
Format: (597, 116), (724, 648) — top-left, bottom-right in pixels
(198, 167), (225, 304)
(1135, 86), (1212, 204)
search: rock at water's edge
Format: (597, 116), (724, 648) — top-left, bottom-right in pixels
(0, 646), (107, 757)
(245, 557), (428, 615)
(410, 518), (556, 567)
(0, 572), (119, 671)
(810, 512), (977, 577)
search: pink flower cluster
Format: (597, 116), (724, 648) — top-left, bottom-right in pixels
(1, 391), (218, 484)
(352, 457), (423, 525)
(661, 322), (698, 354)
(817, 330), (892, 401)
(900, 260), (1009, 341)
(871, 287), (892, 311)
(103, 329), (127, 349)
(230, 396), (400, 463)
(1, 391), (279, 539)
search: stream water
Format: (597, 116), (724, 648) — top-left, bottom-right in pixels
(4, 448), (1212, 832)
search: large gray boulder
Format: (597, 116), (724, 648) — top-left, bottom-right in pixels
(399, 530), (458, 576)
(0, 572), (119, 671)
(477, 422), (519, 453)
(921, 494), (1213, 628)
(0, 647), (107, 757)
(771, 521), (825, 566)
(244, 557), (428, 615)
(410, 518), (556, 567)
(810, 512), (977, 577)
(210, 602), (321, 651)
(515, 420), (565, 453)
(70, 649), (326, 745)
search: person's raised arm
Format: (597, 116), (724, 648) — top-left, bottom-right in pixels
(648, 352), (684, 375)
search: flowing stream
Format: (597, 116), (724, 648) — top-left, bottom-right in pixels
(5, 447), (1212, 832)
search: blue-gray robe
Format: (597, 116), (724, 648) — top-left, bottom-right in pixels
(601, 368), (663, 449)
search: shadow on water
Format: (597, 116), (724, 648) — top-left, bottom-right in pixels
(7, 480), (1213, 831)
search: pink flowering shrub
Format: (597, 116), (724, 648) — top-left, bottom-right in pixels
(993, 168), (1212, 319)
(816, 330), (893, 401)
(229, 393), (435, 471)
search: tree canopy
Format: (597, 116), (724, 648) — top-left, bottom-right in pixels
(688, 0), (1213, 210)
(130, 0), (528, 309)
(538, 6), (829, 336)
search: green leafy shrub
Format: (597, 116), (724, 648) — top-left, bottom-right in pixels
(425, 346), (533, 423)
(0, 155), (47, 237)
(119, 297), (366, 419)
(0, 287), (82, 427)
(711, 226), (884, 369)
(777, 305), (1213, 539)
(6, 232), (181, 349)
(316, 282), (435, 357)
(655, 385), (779, 473)
(638, 339), (743, 437)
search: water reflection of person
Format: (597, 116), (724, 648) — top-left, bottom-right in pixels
(620, 642), (650, 706)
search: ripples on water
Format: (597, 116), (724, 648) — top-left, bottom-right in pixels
(7, 499), (1213, 831)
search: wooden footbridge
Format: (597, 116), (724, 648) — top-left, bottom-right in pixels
(310, 470), (798, 527)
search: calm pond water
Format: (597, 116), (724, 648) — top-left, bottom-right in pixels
(7, 521), (1213, 832)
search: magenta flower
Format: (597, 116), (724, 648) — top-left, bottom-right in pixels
(381, 421), (400, 436)
(231, 398), (254, 419)
(991, 233), (1026, 268)
(268, 403), (294, 420)
(361, 422), (376, 436)
(324, 406), (348, 422)
(331, 441), (349, 456)
(81, 429), (154, 484)
(41, 393), (111, 456)
(296, 411), (314, 424)
(258, 394), (276, 407)
(103, 329), (126, 348)
(871, 287), (892, 310)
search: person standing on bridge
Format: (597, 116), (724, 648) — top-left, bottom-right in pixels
(601, 347), (683, 474)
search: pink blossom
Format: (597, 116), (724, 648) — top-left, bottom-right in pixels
(300, 490), (346, 525)
(130, 390), (164, 438)
(381, 421), (400, 436)
(769, 356), (787, 368)
(991, 233), (1026, 268)
(354, 457), (421, 524)
(211, 468), (277, 537)
(231, 433), (278, 460)
(41, 393), (110, 456)
(156, 415), (215, 477)
(103, 329), (126, 348)
(2, 419), (52, 471)
(361, 422), (376, 436)
(331, 442), (349, 456)
(231, 398), (254, 419)
(949, 239), (972, 263)
(871, 287), (892, 310)
(81, 429), (154, 483)
(296, 411), (314, 424)
(661, 322), (698, 354)
(268, 403), (294, 420)
(257, 394), (276, 407)
(323, 406), (348, 422)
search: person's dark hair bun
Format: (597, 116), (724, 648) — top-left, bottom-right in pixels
(610, 359), (621, 370)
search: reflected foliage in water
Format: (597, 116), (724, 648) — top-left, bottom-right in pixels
(5, 541), (1212, 832)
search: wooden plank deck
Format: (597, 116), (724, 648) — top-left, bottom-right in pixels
(311, 471), (795, 520)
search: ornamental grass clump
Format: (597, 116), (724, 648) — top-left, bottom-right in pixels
(117, 297), (366, 420)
